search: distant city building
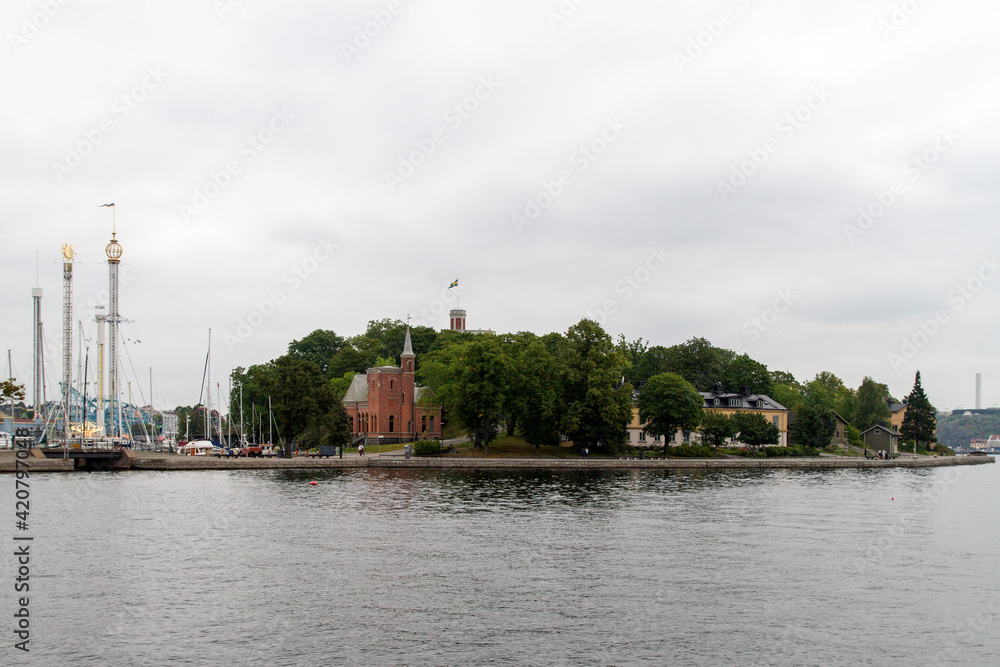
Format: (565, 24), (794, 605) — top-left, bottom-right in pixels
(342, 329), (442, 445)
(971, 435), (1000, 450)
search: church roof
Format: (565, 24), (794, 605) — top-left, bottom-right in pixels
(343, 373), (368, 402)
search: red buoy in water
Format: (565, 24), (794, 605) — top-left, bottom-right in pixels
(310, 481), (318, 486)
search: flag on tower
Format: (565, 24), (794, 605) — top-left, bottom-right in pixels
(449, 279), (458, 288)
(99, 203), (115, 207)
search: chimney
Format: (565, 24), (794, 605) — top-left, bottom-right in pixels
(740, 386), (752, 397)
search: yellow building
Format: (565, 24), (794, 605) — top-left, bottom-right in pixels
(628, 383), (789, 448)
(889, 400), (907, 432)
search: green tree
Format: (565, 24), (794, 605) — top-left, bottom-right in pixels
(846, 423), (863, 448)
(900, 371), (937, 448)
(230, 362), (279, 440)
(287, 330), (345, 371)
(359, 318), (407, 357)
(1, 379), (25, 403)
(296, 402), (352, 449)
(174, 404), (215, 441)
(638, 372), (704, 455)
(700, 410), (736, 450)
(271, 355), (336, 455)
(329, 371), (357, 401)
(854, 376), (891, 431)
(732, 411), (780, 451)
(448, 335), (511, 451)
(769, 371), (805, 412)
(789, 394), (836, 448)
(770, 370), (797, 385)
(354, 318), (439, 364)
(617, 335), (649, 385)
(722, 354), (773, 395)
(327, 344), (367, 377)
(497, 333), (531, 436)
(415, 338), (463, 396)
(660, 337), (727, 391)
(810, 371), (847, 397)
(513, 338), (562, 448)
(560, 319), (633, 452)
(628, 344), (671, 384)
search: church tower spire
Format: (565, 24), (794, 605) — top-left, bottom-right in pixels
(402, 327), (414, 359)
(401, 327), (416, 439)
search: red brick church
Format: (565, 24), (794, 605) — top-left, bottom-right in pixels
(342, 329), (442, 444)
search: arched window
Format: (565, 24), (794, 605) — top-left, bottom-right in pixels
(429, 416), (435, 433)
(421, 415), (427, 432)
(388, 415), (395, 433)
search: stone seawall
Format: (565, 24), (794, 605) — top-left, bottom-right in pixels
(1, 450), (993, 473)
(0, 450), (74, 472)
(130, 456), (367, 471)
(367, 456), (994, 470)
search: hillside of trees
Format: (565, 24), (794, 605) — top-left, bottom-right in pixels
(936, 412), (1000, 450)
(217, 317), (945, 454)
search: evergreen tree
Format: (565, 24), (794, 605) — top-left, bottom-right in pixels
(900, 370), (937, 448)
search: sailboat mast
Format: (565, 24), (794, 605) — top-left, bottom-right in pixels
(206, 328), (211, 442)
(216, 381), (222, 446)
(82, 346), (89, 440)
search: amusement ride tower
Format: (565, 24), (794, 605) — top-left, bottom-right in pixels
(60, 243), (74, 441)
(104, 205), (123, 439)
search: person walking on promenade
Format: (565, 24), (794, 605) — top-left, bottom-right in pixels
(358, 442), (365, 456)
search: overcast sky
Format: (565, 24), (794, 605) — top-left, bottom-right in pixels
(2, 0), (998, 413)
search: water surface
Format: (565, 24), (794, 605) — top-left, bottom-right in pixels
(5, 463), (999, 665)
